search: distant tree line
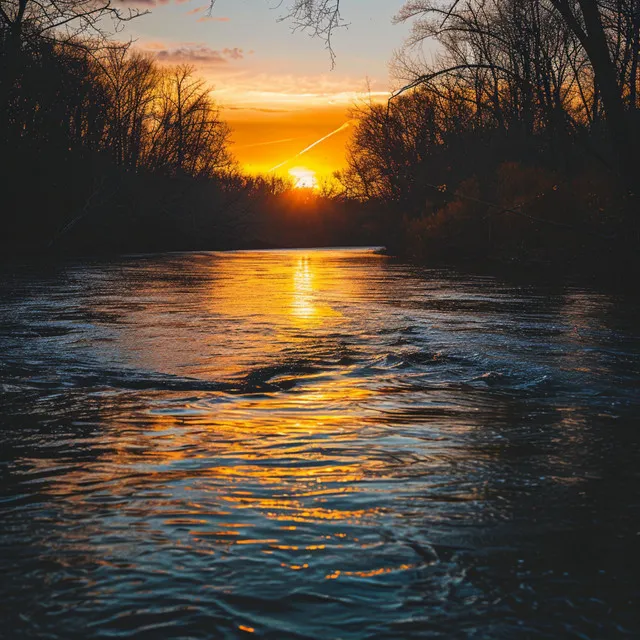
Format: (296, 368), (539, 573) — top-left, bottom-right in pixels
(390, 0), (640, 189)
(3, 0), (639, 267)
(283, 1), (639, 186)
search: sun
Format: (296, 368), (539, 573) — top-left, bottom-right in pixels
(289, 167), (318, 189)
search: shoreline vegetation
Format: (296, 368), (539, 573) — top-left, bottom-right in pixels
(1, 1), (638, 276)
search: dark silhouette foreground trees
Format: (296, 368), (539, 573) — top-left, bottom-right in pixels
(0, 0), (242, 255)
(1, 0), (378, 256)
(0, 0), (143, 135)
(392, 0), (639, 194)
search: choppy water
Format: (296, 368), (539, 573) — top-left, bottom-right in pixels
(1, 248), (639, 639)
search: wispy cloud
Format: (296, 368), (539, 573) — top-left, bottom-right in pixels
(211, 73), (389, 109)
(269, 123), (351, 172)
(197, 15), (230, 22)
(223, 106), (292, 113)
(139, 40), (169, 50)
(117, 0), (156, 6)
(154, 45), (244, 65)
(117, 0), (184, 5)
(238, 137), (300, 149)
(135, 39), (388, 108)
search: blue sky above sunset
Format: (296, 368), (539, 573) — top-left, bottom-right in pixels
(118, 0), (413, 178)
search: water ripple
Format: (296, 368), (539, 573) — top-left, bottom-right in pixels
(1, 249), (639, 639)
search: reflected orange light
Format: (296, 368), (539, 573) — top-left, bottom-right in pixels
(36, 250), (392, 571)
(292, 255), (315, 318)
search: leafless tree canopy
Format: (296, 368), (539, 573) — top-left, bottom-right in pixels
(279, 0), (343, 64)
(1, 33), (233, 176)
(211, 0), (344, 64)
(0, 0), (144, 49)
(390, 1), (639, 181)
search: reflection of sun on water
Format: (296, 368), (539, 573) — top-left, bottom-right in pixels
(292, 256), (315, 319)
(291, 255), (343, 323)
(30, 249), (412, 591)
(289, 167), (318, 189)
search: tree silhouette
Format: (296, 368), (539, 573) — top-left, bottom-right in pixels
(263, 0), (639, 191)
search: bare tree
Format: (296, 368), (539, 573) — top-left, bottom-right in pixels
(388, 1), (638, 188)
(279, 0), (343, 65)
(98, 47), (157, 169)
(339, 88), (462, 203)
(210, 0), (344, 64)
(247, 0), (637, 190)
(0, 0), (143, 49)
(145, 64), (233, 177)
(548, 0), (638, 184)
(0, 0), (144, 143)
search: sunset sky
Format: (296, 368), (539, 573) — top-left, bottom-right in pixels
(119, 0), (413, 180)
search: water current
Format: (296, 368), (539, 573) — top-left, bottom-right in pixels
(1, 248), (639, 639)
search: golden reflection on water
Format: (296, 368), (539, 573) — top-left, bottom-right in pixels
(30, 253), (418, 590)
(113, 250), (355, 379)
(27, 249), (504, 598)
(48, 388), (387, 590)
(292, 255), (315, 320)
(42, 251), (601, 602)
(290, 255), (343, 322)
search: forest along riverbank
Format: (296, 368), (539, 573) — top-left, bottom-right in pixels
(1, 248), (639, 639)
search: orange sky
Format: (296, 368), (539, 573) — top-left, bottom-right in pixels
(118, 1), (415, 181)
(223, 105), (353, 180)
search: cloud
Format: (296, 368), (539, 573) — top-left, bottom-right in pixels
(141, 40), (169, 50)
(154, 45), (244, 65)
(197, 15), (230, 22)
(135, 39), (388, 109)
(211, 73), (389, 107)
(221, 47), (243, 59)
(185, 4), (229, 19)
(224, 106), (292, 113)
(269, 122), (351, 172)
(238, 137), (300, 149)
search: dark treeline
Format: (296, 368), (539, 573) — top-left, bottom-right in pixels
(331, 0), (640, 266)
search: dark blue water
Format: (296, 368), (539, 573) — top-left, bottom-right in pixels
(1, 249), (639, 639)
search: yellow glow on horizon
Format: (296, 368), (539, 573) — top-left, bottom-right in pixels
(289, 167), (318, 190)
(223, 105), (352, 181)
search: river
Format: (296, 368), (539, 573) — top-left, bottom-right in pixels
(1, 248), (639, 639)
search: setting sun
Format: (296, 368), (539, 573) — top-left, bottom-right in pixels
(289, 167), (318, 189)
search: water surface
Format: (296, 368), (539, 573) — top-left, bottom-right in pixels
(1, 248), (639, 639)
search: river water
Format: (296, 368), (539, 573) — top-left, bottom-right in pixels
(0, 248), (639, 639)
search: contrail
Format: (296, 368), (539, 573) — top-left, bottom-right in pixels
(268, 122), (351, 172)
(237, 137), (298, 149)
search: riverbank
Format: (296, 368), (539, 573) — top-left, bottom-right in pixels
(3, 176), (637, 287)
